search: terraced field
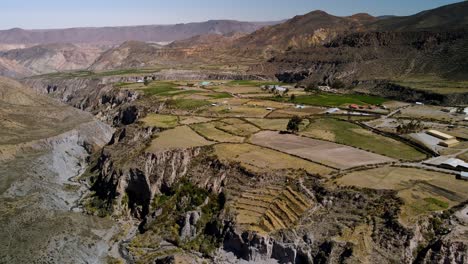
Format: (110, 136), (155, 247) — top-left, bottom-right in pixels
(228, 184), (312, 234)
(337, 167), (468, 224)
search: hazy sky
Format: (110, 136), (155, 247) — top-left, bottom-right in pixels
(0, 0), (463, 29)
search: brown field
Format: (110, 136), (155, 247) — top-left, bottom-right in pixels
(178, 116), (214, 125)
(267, 106), (323, 118)
(214, 85), (263, 94)
(396, 105), (464, 122)
(244, 100), (293, 109)
(214, 143), (334, 176)
(147, 126), (214, 153)
(246, 118), (310, 132)
(250, 131), (394, 169)
(337, 167), (468, 224)
(201, 105), (271, 118)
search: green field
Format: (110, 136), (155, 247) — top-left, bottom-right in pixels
(166, 99), (211, 110)
(300, 118), (426, 161)
(141, 82), (200, 97)
(273, 93), (388, 107)
(140, 114), (179, 128)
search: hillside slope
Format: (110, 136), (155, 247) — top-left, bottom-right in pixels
(0, 43), (106, 75)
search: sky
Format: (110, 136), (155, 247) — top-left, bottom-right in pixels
(0, 0), (463, 29)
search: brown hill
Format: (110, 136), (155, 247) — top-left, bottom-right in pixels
(0, 43), (106, 75)
(89, 41), (164, 71)
(229, 10), (376, 56)
(370, 1), (468, 31)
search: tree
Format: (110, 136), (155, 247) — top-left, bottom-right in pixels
(144, 79), (150, 86)
(290, 94), (296, 101)
(287, 115), (302, 133)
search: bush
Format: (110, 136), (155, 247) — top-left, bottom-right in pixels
(287, 115), (303, 133)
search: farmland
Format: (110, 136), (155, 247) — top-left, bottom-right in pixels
(337, 167), (468, 224)
(300, 118), (426, 160)
(250, 131), (394, 169)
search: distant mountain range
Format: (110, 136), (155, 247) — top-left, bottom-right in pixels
(0, 20), (280, 45)
(1, 1), (468, 84)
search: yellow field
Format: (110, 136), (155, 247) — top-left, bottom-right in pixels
(214, 143), (334, 176)
(214, 85), (263, 94)
(140, 114), (179, 128)
(147, 126), (214, 153)
(178, 116), (214, 125)
(216, 119), (260, 136)
(246, 118), (309, 132)
(337, 167), (468, 224)
(190, 122), (244, 143)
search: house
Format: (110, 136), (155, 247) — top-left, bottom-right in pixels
(200, 81), (212, 86)
(325, 108), (340, 114)
(415, 102), (424, 105)
(439, 138), (459, 147)
(440, 158), (468, 172)
(464, 107), (468, 115)
(295, 105), (306, 109)
(136, 79), (144, 83)
(426, 130), (455, 141)
(266, 107), (275, 111)
(349, 104), (359, 110)
(459, 172), (468, 180)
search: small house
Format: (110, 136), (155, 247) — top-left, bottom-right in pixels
(440, 158), (468, 172)
(439, 138), (459, 147)
(459, 172), (468, 180)
(426, 130), (455, 141)
(325, 108), (340, 114)
(349, 104), (359, 110)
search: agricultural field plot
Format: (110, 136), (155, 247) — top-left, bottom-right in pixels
(337, 167), (468, 224)
(246, 118), (309, 132)
(213, 85), (264, 94)
(190, 122), (244, 143)
(244, 100), (293, 109)
(216, 118), (260, 136)
(395, 105), (464, 122)
(268, 106), (324, 118)
(147, 125), (214, 153)
(300, 118), (426, 160)
(200, 104), (271, 118)
(227, 184), (312, 234)
(140, 114), (179, 128)
(382, 101), (412, 110)
(214, 143), (334, 176)
(272, 93), (388, 107)
(250, 131), (394, 169)
(178, 116), (214, 125)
